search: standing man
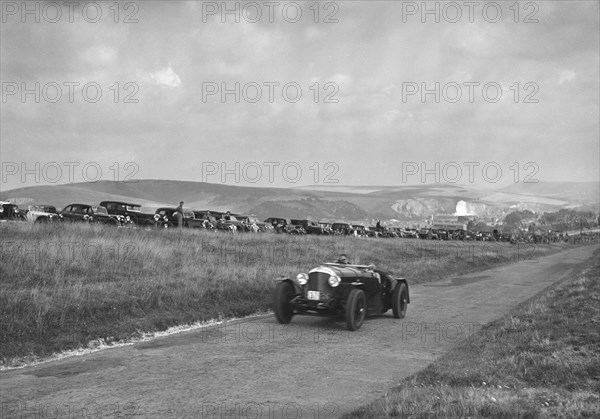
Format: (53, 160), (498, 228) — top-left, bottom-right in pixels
(175, 201), (184, 229)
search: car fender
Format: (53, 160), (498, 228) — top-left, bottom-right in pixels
(341, 282), (366, 299)
(392, 278), (410, 303)
(275, 277), (302, 294)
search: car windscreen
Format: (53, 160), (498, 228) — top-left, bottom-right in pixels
(93, 207), (108, 215)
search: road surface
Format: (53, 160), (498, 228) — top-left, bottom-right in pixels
(1, 245), (597, 418)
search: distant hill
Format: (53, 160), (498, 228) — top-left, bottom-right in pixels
(1, 180), (597, 221)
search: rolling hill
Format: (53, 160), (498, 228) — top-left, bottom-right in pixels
(1, 180), (598, 221)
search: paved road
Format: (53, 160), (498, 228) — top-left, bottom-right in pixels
(1, 245), (597, 419)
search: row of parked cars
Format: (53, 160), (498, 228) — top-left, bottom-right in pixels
(1, 200), (508, 241)
(0, 201), (272, 232)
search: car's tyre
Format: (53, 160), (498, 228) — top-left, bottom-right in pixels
(107, 219), (119, 227)
(345, 289), (367, 331)
(392, 283), (408, 319)
(35, 217), (48, 224)
(273, 281), (295, 324)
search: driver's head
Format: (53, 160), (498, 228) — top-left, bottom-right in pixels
(337, 254), (348, 264)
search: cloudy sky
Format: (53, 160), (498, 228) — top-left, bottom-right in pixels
(1, 0), (598, 191)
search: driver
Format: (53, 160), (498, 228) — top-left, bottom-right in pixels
(375, 269), (393, 292)
(337, 254), (349, 264)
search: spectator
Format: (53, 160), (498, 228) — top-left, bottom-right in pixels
(175, 201), (184, 229)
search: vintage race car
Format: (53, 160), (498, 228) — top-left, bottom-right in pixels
(273, 262), (409, 331)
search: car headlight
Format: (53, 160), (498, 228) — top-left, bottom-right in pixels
(328, 275), (341, 287)
(296, 273), (308, 285)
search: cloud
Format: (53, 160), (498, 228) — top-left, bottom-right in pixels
(331, 73), (351, 87)
(143, 65), (182, 88)
(558, 69), (576, 85)
(80, 45), (117, 67)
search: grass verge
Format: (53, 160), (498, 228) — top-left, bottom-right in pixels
(343, 249), (600, 418)
(0, 222), (580, 366)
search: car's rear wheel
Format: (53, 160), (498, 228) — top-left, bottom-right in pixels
(345, 289), (366, 331)
(273, 281), (294, 324)
(35, 217), (48, 224)
(392, 283), (408, 319)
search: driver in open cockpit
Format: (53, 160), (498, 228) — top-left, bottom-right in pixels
(337, 254), (349, 264)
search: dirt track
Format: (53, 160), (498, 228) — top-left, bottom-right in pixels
(1, 245), (598, 418)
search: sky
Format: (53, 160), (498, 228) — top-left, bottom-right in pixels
(1, 0), (599, 191)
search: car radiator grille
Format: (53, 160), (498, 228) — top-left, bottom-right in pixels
(307, 272), (333, 300)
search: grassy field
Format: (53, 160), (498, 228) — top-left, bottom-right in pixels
(0, 222), (579, 365)
(344, 249), (600, 419)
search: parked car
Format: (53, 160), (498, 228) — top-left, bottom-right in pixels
(418, 228), (439, 240)
(432, 229), (449, 240)
(194, 210), (246, 233)
(234, 214), (272, 233)
(379, 227), (399, 238)
(90, 206), (119, 226)
(368, 226), (383, 238)
(99, 201), (155, 226)
(389, 227), (405, 238)
(61, 204), (118, 226)
(476, 231), (494, 241)
(462, 231), (476, 241)
(60, 203), (94, 223)
(318, 222), (334, 235)
(264, 217), (305, 234)
(351, 224), (367, 237)
(291, 219), (328, 235)
(364, 226), (379, 238)
(153, 207), (194, 228)
(272, 260), (410, 331)
(0, 201), (26, 222)
(26, 205), (62, 223)
(403, 228), (418, 238)
(331, 222), (353, 235)
(188, 210), (217, 230)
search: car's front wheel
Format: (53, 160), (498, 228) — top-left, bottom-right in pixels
(392, 283), (408, 319)
(106, 218), (119, 227)
(273, 281), (294, 324)
(345, 289), (366, 331)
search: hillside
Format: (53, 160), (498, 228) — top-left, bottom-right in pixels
(1, 180), (598, 221)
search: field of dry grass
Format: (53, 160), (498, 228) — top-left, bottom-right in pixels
(0, 222), (574, 365)
(344, 249), (600, 419)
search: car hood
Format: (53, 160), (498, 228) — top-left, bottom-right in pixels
(309, 264), (376, 279)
